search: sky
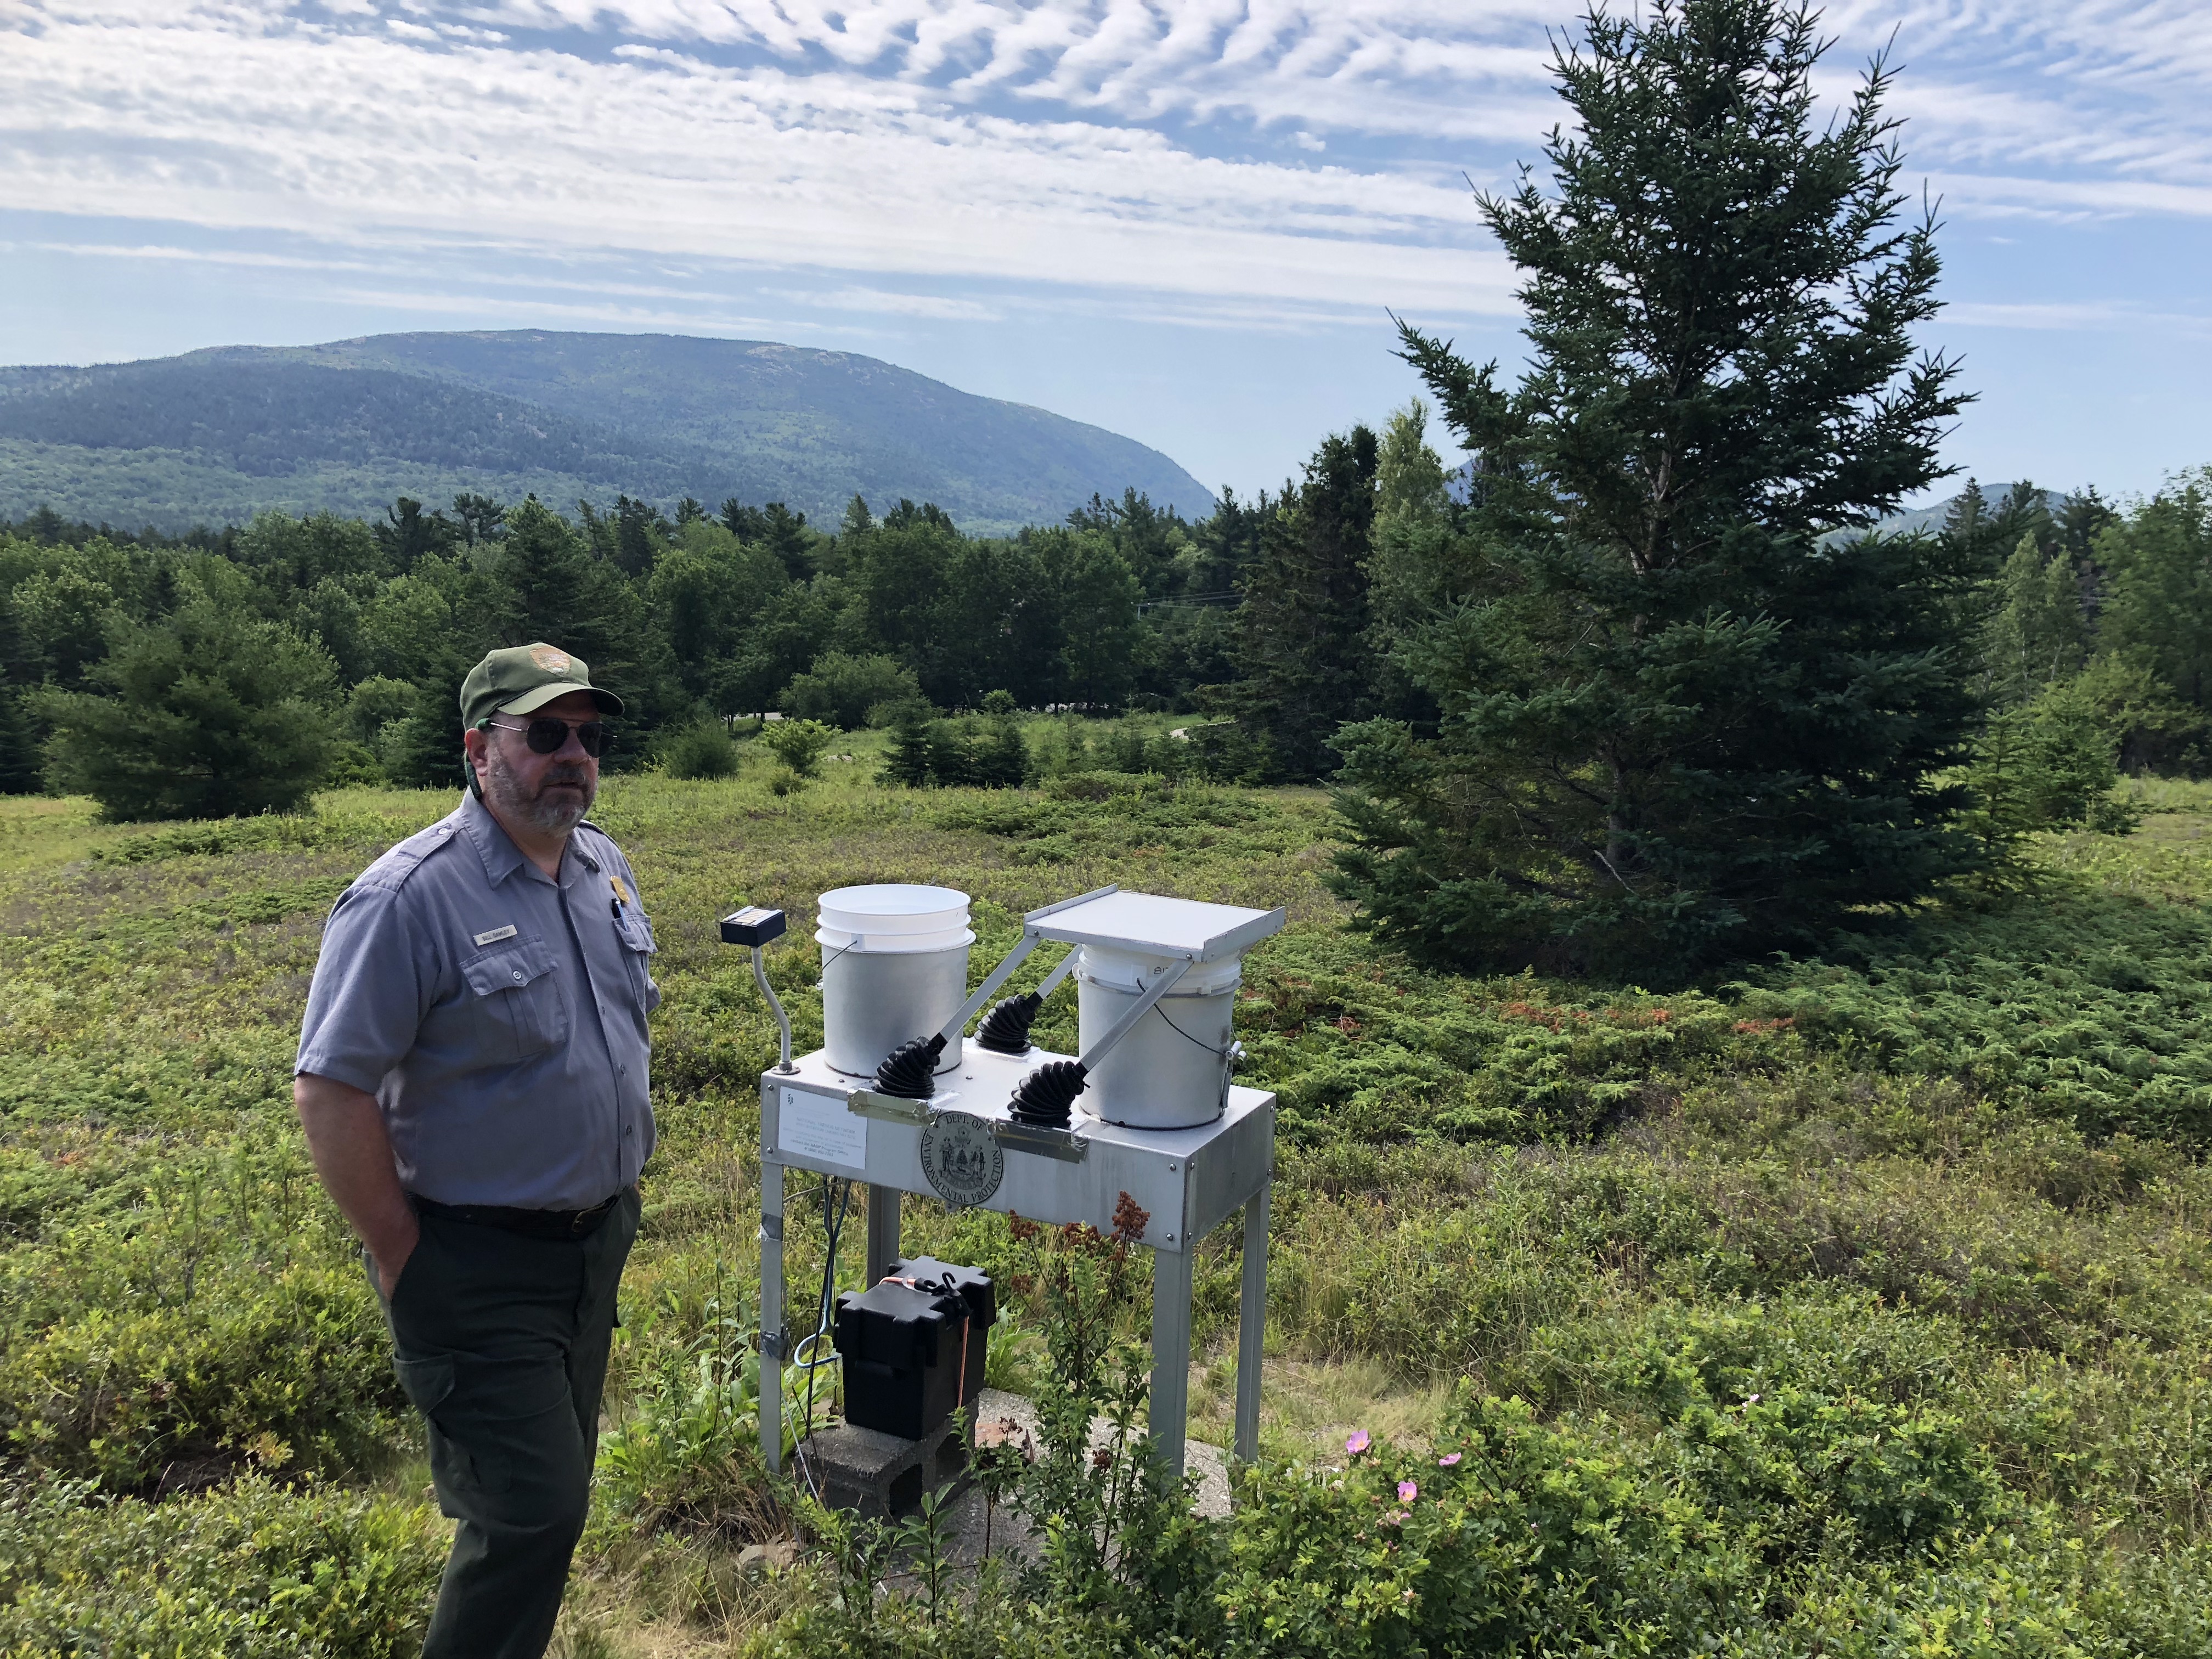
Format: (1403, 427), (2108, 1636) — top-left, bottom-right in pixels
(2, 0), (2208, 507)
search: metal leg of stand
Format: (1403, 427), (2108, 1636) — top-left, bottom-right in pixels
(760, 1159), (786, 1477)
(865, 1182), (902, 1285)
(1150, 1244), (1194, 1478)
(1235, 1184), (1268, 1465)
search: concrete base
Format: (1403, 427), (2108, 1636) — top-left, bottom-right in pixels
(793, 1407), (973, 1521)
(792, 1387), (1233, 1541)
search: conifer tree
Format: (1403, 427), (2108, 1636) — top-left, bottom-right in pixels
(1331, 0), (1980, 979)
(879, 708), (934, 788)
(0, 687), (42, 795)
(2094, 472), (2212, 709)
(40, 600), (338, 820)
(1227, 427), (1378, 780)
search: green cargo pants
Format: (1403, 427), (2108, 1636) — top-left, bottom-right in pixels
(376, 1189), (640, 1659)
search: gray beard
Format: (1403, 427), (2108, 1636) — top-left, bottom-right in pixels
(483, 744), (595, 837)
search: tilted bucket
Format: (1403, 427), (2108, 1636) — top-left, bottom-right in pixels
(1075, 945), (1243, 1129)
(817, 884), (973, 1078)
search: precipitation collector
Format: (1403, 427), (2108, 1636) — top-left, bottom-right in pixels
(293, 644), (654, 1659)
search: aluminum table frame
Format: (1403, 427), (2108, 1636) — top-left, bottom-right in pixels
(757, 1042), (1273, 1482)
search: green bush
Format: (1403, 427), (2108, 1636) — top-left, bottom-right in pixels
(0, 1474), (443, 1657)
(0, 1139), (405, 1488)
(1962, 675), (2140, 857)
(592, 1287), (774, 1540)
(656, 721), (742, 780)
(760, 718), (834, 785)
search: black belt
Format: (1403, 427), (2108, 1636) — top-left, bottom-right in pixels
(409, 1188), (628, 1240)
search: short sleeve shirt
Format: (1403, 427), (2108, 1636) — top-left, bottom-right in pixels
(296, 789), (658, 1210)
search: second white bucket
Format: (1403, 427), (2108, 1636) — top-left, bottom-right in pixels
(1075, 945), (1243, 1129)
(817, 884), (974, 1079)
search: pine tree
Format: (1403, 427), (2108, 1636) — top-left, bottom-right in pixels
(384, 652), (474, 791)
(879, 709), (934, 788)
(1226, 427), (1378, 780)
(976, 719), (1031, 787)
(40, 600), (338, 820)
(1331, 0), (1979, 980)
(0, 686), (42, 795)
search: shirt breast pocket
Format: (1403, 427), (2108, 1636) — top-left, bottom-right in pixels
(614, 911), (662, 1015)
(459, 935), (569, 1062)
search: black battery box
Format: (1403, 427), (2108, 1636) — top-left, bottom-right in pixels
(833, 1256), (996, 1442)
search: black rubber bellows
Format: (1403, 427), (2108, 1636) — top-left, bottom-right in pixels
(874, 1032), (946, 1099)
(975, 991), (1043, 1055)
(1008, 1059), (1086, 1129)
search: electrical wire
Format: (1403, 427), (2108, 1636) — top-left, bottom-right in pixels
(788, 1173), (851, 1502)
(1153, 997), (1231, 1056)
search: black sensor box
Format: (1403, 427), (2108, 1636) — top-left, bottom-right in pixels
(833, 1256), (996, 1442)
(719, 906), (787, 948)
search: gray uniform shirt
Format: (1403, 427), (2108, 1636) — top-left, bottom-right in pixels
(296, 790), (658, 1210)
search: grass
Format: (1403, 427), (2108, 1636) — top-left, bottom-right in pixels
(1, 744), (2208, 1652)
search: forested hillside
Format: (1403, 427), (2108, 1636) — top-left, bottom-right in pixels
(0, 332), (1212, 535)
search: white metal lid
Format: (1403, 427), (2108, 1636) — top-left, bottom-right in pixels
(1028, 889), (1283, 963)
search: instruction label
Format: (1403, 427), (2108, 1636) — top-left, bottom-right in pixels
(778, 1086), (869, 1171)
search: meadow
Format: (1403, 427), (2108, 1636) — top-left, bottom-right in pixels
(1, 733), (2209, 1655)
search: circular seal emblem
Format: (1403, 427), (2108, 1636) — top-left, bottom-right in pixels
(529, 645), (572, 674)
(919, 1110), (1004, 1208)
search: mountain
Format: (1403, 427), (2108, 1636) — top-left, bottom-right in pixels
(0, 331), (1215, 536)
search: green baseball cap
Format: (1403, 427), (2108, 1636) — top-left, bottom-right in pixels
(459, 643), (624, 730)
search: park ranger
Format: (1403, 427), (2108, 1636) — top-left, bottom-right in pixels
(294, 642), (657, 1659)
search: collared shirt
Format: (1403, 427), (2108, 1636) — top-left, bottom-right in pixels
(296, 789), (658, 1210)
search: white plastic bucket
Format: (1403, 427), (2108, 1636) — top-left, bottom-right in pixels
(817, 885), (973, 1078)
(1075, 945), (1243, 1129)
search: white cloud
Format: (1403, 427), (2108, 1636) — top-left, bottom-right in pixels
(1947, 300), (2212, 340)
(770, 285), (1005, 319)
(0, 0), (2202, 337)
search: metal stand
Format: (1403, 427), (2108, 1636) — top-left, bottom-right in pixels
(864, 1182), (901, 1286)
(1237, 1183), (1269, 1464)
(758, 1043), (1273, 1486)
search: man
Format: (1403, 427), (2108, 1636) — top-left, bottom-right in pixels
(294, 642), (658, 1658)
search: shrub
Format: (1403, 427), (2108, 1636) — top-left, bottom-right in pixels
(1742, 890), (2212, 1142)
(592, 1287), (775, 1540)
(781, 653), (922, 730)
(656, 721), (742, 780)
(38, 600), (339, 821)
(0, 1139), (405, 1489)
(0, 1474), (443, 1657)
(1962, 675), (2140, 857)
(760, 719), (834, 783)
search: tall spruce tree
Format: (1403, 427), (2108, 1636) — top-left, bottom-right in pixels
(1331, 0), (1980, 980)
(1228, 427), (1379, 780)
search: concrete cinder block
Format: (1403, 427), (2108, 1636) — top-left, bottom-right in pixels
(794, 1407), (973, 1520)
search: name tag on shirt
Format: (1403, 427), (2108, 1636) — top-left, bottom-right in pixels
(473, 924), (519, 946)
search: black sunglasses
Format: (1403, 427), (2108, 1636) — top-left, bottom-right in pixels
(486, 717), (611, 757)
